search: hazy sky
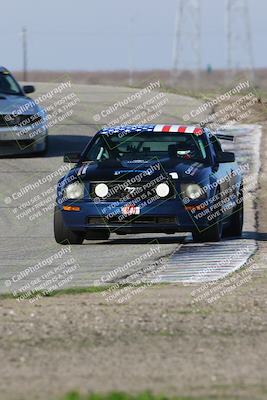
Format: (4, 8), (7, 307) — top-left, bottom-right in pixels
(1, 0), (266, 71)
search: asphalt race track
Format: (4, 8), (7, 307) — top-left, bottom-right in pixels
(0, 83), (260, 294)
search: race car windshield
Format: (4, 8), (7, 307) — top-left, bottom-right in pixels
(84, 132), (207, 163)
(0, 73), (22, 95)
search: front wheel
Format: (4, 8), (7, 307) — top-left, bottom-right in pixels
(192, 190), (223, 242)
(54, 206), (84, 245)
(192, 219), (223, 242)
(223, 191), (243, 237)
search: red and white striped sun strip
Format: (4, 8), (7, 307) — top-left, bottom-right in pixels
(153, 125), (203, 136)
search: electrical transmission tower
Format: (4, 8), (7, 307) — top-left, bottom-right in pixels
(172, 0), (201, 84)
(226, 0), (254, 80)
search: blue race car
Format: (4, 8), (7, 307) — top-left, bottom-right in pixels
(54, 124), (243, 244)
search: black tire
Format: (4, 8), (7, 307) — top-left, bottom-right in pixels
(54, 206), (84, 245)
(223, 190), (243, 237)
(192, 190), (223, 243)
(192, 220), (222, 242)
(85, 230), (110, 240)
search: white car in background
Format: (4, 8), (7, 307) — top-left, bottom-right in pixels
(0, 66), (48, 156)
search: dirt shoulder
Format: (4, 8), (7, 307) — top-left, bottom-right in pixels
(1, 276), (267, 400)
(1, 122), (267, 400)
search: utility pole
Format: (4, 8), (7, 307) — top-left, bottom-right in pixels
(22, 26), (28, 82)
(128, 17), (134, 86)
(226, 0), (255, 81)
(172, 0), (201, 85)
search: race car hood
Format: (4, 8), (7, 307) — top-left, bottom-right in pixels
(0, 94), (42, 115)
(65, 158), (212, 184)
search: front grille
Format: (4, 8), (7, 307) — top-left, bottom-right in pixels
(88, 216), (177, 225)
(0, 114), (42, 128)
(90, 180), (176, 202)
(0, 115), (14, 127)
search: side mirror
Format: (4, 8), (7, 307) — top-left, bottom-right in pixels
(217, 151), (235, 163)
(23, 85), (35, 94)
(64, 152), (81, 163)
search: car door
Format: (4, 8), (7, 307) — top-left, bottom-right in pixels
(211, 137), (235, 218)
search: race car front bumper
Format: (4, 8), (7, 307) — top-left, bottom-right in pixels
(58, 199), (211, 235)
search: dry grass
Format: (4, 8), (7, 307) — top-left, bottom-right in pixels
(13, 69), (267, 96)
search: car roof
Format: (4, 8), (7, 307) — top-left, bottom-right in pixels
(99, 124), (205, 136)
(0, 66), (10, 74)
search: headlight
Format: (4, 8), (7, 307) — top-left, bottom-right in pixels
(94, 183), (109, 198)
(181, 183), (205, 200)
(64, 182), (84, 199)
(155, 183), (170, 198)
